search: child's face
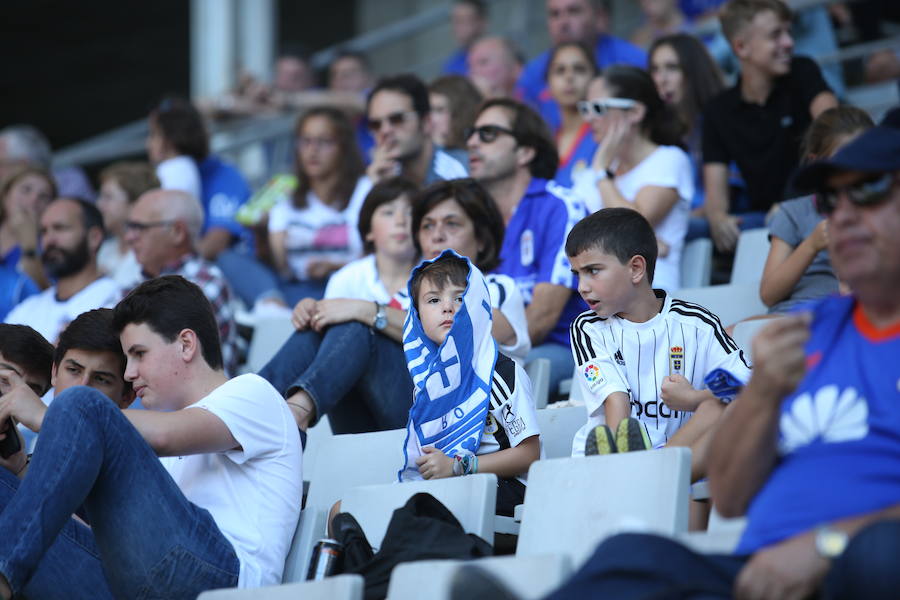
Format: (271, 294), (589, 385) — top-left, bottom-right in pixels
(569, 246), (638, 318)
(366, 195), (414, 258)
(417, 277), (466, 345)
(735, 10), (793, 77)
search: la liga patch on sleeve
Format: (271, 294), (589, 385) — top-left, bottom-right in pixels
(583, 361), (606, 391)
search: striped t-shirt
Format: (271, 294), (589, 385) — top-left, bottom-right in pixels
(569, 290), (752, 454)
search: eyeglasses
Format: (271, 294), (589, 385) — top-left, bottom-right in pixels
(125, 220), (176, 233)
(367, 110), (418, 132)
(576, 98), (637, 119)
(464, 124), (517, 144)
(815, 173), (896, 216)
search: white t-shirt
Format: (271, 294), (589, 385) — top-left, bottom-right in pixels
(479, 353), (541, 483)
(156, 155), (202, 200)
(569, 290), (751, 456)
(267, 178), (369, 280)
(160, 374), (303, 588)
(572, 145), (693, 292)
(486, 273), (531, 364)
(4, 277), (120, 343)
(97, 239), (143, 288)
(324, 254), (410, 310)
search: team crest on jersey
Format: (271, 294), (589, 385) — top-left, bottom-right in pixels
(484, 413), (499, 434)
(669, 346), (684, 375)
(520, 229), (534, 266)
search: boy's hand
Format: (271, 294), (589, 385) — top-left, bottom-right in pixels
(415, 446), (454, 479)
(0, 368), (47, 433)
(660, 374), (702, 411)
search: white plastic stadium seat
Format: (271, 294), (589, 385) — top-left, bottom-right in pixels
(245, 316), (294, 373)
(340, 473), (498, 549)
(731, 228), (770, 284)
(731, 317), (785, 356)
(680, 238), (713, 288)
(386, 554), (573, 600)
(525, 358), (551, 409)
(536, 405), (587, 459)
(282, 428), (407, 582)
(198, 574), (363, 600)
(673, 283), (767, 328)
(516, 448), (692, 568)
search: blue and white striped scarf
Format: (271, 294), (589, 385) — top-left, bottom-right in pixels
(397, 250), (497, 481)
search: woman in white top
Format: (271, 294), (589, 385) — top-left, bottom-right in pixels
(146, 97), (204, 200)
(572, 66), (694, 292)
(412, 178), (531, 364)
(258, 177), (419, 435)
(268, 106), (369, 304)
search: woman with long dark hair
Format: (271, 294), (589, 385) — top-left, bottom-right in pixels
(572, 65), (694, 291)
(268, 106), (368, 304)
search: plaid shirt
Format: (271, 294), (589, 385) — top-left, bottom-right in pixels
(158, 254), (239, 375)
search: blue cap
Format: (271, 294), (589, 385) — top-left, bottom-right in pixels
(793, 106), (900, 192)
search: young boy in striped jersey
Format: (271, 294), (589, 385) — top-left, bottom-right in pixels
(567, 208), (751, 481)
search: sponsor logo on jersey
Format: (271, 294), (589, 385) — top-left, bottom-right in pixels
(520, 229), (534, 266)
(779, 385), (869, 455)
(631, 398), (681, 420)
(584, 363), (602, 384)
(669, 346), (684, 375)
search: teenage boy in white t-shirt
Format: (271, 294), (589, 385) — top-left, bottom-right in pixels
(0, 275), (302, 600)
(567, 208), (751, 482)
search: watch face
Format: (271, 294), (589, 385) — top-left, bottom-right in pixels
(817, 528), (849, 558)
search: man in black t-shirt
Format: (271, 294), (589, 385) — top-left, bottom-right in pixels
(701, 0), (837, 252)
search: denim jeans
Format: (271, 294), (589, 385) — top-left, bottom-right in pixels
(258, 321), (412, 434)
(0, 386), (239, 599)
(546, 524), (900, 600)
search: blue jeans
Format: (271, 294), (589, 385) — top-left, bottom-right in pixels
(546, 524), (900, 599)
(216, 249), (281, 306)
(258, 321), (412, 434)
(0, 387), (239, 599)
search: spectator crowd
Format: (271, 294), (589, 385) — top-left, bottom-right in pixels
(0, 0), (898, 598)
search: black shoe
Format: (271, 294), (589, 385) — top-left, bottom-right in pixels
(585, 424), (618, 456)
(615, 418), (651, 452)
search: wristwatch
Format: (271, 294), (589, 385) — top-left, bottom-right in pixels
(372, 302), (387, 331)
(815, 525), (849, 558)
(594, 167), (615, 183)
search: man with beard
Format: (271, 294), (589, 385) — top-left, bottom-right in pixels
(4, 198), (118, 343)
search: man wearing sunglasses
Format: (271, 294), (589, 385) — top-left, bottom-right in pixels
(467, 98), (586, 398)
(478, 109), (900, 600)
(4, 199), (118, 344)
(364, 74), (468, 186)
(126, 189), (238, 375)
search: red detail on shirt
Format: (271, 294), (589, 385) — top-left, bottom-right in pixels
(557, 122), (592, 169)
(853, 303), (900, 342)
(805, 351), (822, 369)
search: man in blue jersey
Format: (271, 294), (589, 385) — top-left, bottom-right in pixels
(460, 109), (900, 600)
(467, 98), (586, 396)
(517, 0), (646, 131)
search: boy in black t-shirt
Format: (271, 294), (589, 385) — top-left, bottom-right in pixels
(701, 0), (837, 252)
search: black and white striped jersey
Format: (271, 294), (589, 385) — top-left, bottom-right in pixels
(569, 290), (752, 454)
(478, 353), (541, 482)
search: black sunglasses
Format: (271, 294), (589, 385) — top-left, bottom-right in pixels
(815, 173), (895, 216)
(464, 125), (517, 144)
(367, 110), (417, 132)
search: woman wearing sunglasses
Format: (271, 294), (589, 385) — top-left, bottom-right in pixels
(760, 106), (873, 313)
(572, 65), (692, 292)
(545, 42), (598, 187)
